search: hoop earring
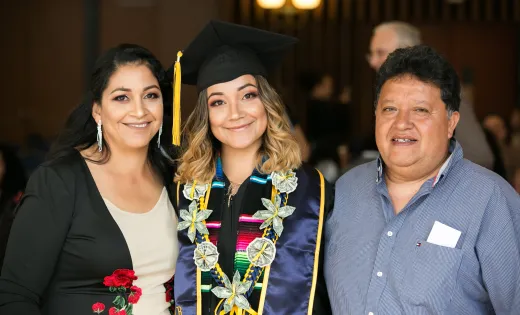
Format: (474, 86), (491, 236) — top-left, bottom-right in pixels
(157, 124), (163, 148)
(97, 120), (103, 152)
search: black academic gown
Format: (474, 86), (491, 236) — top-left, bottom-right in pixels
(0, 152), (176, 315)
(174, 164), (334, 314)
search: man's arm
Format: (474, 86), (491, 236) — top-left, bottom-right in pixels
(476, 181), (520, 314)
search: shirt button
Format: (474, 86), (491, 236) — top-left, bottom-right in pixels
(387, 231), (393, 237)
(377, 271), (383, 277)
(368, 312), (374, 315)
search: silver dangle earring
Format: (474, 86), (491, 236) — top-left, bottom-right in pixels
(97, 120), (103, 152)
(157, 124), (163, 148)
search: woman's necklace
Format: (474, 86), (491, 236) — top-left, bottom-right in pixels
(227, 180), (241, 206)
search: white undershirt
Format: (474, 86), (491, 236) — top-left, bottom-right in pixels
(103, 188), (178, 315)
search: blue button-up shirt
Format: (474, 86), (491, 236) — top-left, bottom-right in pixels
(325, 140), (520, 315)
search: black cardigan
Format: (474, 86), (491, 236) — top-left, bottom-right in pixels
(0, 152), (176, 315)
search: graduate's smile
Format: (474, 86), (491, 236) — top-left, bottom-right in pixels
(226, 121), (254, 132)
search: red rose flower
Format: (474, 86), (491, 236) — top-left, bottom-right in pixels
(165, 275), (174, 303)
(165, 287), (172, 303)
(108, 307), (127, 315)
(128, 285), (142, 304)
(103, 269), (138, 288)
(92, 302), (105, 313)
(12, 191), (23, 204)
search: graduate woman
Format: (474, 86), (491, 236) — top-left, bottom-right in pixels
(170, 21), (333, 315)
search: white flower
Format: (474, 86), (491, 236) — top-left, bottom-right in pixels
(183, 182), (209, 201)
(211, 271), (252, 313)
(271, 170), (298, 194)
(252, 196), (296, 237)
(246, 238), (276, 267)
(193, 241), (219, 271)
(177, 200), (213, 243)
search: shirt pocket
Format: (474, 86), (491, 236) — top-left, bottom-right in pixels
(401, 241), (463, 313)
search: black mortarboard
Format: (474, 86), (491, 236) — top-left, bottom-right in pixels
(169, 20), (298, 145)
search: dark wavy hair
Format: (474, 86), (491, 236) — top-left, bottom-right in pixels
(47, 43), (174, 183)
(375, 45), (461, 114)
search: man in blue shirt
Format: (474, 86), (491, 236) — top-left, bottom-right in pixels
(325, 45), (520, 315)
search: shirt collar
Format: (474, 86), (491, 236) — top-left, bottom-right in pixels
(376, 138), (463, 186)
(432, 153), (453, 187)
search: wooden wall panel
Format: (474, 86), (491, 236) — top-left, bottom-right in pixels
(0, 0), (84, 144)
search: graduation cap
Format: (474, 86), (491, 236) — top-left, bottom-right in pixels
(169, 20), (298, 146)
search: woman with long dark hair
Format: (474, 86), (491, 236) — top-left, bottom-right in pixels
(0, 44), (178, 315)
(0, 144), (27, 267)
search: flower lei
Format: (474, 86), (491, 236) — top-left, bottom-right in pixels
(177, 170), (298, 314)
(91, 269), (142, 315)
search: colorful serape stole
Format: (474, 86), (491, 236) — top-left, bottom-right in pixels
(235, 214), (265, 289)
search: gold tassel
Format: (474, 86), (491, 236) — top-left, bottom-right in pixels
(172, 51), (183, 146)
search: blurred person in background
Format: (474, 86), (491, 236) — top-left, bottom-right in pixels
(0, 144), (27, 268)
(284, 105), (311, 162)
(300, 71), (349, 182)
(510, 107), (520, 147)
(482, 114), (508, 144)
(482, 128), (508, 179)
(293, 124), (311, 162)
(0, 44), (178, 315)
(365, 21), (494, 170)
(336, 85), (353, 173)
(513, 167), (520, 193)
(483, 113), (520, 183)
(19, 133), (50, 176)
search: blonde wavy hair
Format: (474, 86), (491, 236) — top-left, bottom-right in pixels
(175, 75), (302, 183)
